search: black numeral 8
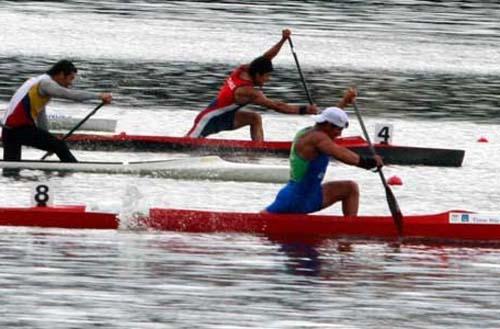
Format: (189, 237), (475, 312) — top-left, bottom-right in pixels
(34, 184), (50, 206)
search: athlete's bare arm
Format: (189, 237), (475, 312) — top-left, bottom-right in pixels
(234, 86), (317, 114)
(262, 29), (291, 61)
(314, 132), (361, 165)
(299, 130), (383, 168)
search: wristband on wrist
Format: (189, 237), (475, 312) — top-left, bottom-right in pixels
(299, 105), (308, 115)
(357, 155), (378, 170)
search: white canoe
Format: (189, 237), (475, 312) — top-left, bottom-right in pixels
(0, 156), (289, 183)
(0, 111), (117, 132)
(47, 115), (117, 132)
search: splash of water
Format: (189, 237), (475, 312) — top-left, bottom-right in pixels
(117, 185), (149, 230)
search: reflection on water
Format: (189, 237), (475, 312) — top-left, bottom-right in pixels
(2, 229), (500, 328)
(1, 56), (499, 122)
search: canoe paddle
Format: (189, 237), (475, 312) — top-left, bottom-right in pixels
(40, 102), (105, 160)
(352, 101), (404, 236)
(288, 37), (314, 105)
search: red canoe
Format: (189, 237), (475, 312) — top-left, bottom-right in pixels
(144, 208), (500, 244)
(0, 205), (118, 229)
(2, 205), (500, 245)
(58, 133), (464, 167)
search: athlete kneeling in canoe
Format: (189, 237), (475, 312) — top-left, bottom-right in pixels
(186, 28), (318, 141)
(1, 60), (112, 176)
(264, 88), (383, 216)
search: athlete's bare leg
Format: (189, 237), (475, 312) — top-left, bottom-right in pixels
(234, 110), (264, 141)
(321, 180), (359, 216)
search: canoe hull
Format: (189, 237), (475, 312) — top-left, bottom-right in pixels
(145, 209), (500, 243)
(0, 205), (118, 229)
(2, 206), (498, 245)
(48, 117), (116, 132)
(58, 134), (465, 167)
(0, 156), (289, 183)
(0, 112), (116, 132)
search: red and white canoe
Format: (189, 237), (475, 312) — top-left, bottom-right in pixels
(1, 205), (500, 245)
(57, 133), (464, 167)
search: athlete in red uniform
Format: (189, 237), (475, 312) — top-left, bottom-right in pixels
(186, 29), (318, 141)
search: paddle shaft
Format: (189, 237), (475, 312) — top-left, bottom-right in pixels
(352, 101), (404, 235)
(288, 37), (314, 105)
(40, 102), (105, 160)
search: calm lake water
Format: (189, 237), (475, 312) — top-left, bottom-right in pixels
(1, 1), (500, 328)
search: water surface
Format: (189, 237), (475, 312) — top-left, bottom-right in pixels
(1, 1), (500, 328)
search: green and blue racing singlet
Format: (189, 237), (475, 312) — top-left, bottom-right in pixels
(266, 127), (330, 213)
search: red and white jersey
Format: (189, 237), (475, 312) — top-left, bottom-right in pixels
(186, 65), (254, 138)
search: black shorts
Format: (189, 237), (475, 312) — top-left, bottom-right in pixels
(196, 110), (237, 137)
(2, 125), (76, 162)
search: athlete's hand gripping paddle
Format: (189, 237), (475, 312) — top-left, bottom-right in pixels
(40, 102), (105, 160)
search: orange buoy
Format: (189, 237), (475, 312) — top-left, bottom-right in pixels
(387, 175), (403, 186)
(477, 136), (489, 143)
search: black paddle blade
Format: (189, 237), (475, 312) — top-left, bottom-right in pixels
(384, 184), (404, 236)
(354, 101), (404, 236)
